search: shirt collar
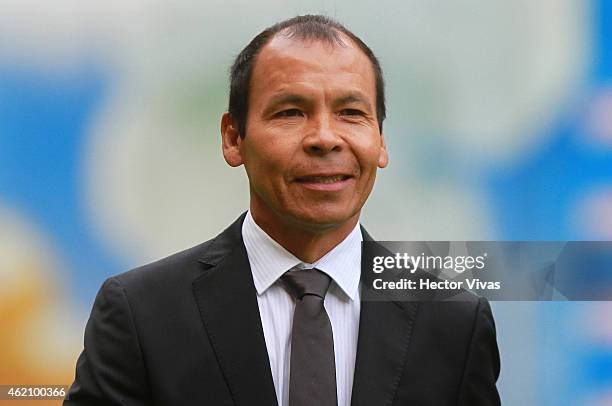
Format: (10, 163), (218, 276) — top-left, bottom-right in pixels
(242, 210), (362, 301)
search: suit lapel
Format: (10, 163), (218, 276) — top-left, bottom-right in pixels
(192, 214), (278, 406)
(351, 228), (419, 406)
(191, 218), (417, 406)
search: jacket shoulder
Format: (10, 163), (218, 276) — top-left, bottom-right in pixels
(111, 238), (216, 291)
(116, 212), (246, 283)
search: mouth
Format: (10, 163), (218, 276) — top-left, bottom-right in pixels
(295, 174), (352, 184)
(293, 174), (354, 191)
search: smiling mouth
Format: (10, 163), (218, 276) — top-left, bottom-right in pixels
(295, 175), (352, 183)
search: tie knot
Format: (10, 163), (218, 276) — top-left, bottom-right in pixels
(281, 268), (332, 300)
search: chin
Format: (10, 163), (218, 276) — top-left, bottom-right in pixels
(289, 208), (358, 231)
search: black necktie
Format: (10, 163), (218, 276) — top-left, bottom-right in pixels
(281, 268), (337, 406)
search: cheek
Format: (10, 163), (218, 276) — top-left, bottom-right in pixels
(354, 139), (384, 175)
(244, 143), (293, 187)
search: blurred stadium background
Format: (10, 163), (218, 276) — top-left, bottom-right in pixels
(0, 1), (611, 405)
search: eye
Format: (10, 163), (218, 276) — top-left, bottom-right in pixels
(275, 109), (304, 118)
(339, 108), (365, 117)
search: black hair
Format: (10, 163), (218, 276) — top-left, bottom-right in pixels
(228, 14), (386, 138)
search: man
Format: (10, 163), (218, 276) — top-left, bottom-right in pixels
(65, 15), (500, 406)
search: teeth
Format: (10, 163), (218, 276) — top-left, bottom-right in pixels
(303, 175), (346, 183)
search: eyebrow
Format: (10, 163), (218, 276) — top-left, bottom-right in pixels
(263, 93), (311, 117)
(262, 90), (373, 116)
(332, 92), (373, 111)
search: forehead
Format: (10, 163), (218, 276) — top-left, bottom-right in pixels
(250, 31), (376, 99)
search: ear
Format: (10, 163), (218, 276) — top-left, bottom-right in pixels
(221, 112), (244, 167)
(378, 132), (389, 168)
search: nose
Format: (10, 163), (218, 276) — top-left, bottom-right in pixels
(303, 114), (343, 155)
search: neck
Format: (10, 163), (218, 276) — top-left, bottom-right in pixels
(250, 208), (359, 264)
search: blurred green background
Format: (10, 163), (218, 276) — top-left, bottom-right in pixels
(1, 1), (611, 404)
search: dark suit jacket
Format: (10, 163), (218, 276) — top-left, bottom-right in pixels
(64, 213), (501, 406)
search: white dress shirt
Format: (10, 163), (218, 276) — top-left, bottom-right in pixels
(242, 211), (362, 406)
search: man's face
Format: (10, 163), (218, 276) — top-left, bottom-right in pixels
(225, 33), (388, 231)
